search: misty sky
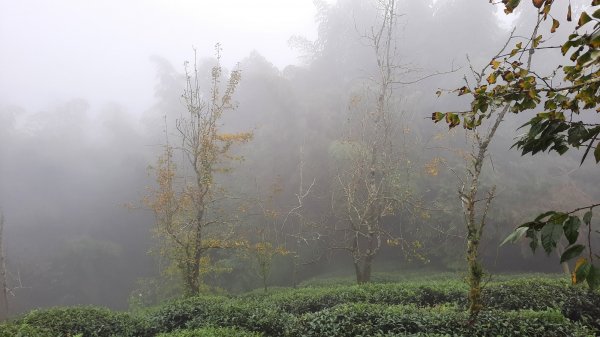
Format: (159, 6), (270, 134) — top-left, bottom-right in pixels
(0, 0), (329, 115)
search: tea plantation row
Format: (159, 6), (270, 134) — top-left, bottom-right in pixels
(1, 277), (598, 336)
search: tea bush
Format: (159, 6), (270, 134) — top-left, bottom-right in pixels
(15, 306), (149, 337)
(4, 275), (599, 336)
(291, 303), (593, 337)
(155, 326), (262, 337)
(145, 296), (293, 336)
(0, 322), (47, 337)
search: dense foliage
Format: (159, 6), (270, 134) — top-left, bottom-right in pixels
(0, 306), (148, 337)
(1, 276), (598, 336)
(156, 327), (261, 337)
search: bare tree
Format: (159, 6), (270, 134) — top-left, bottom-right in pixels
(245, 147), (324, 291)
(330, 0), (408, 284)
(282, 147), (325, 288)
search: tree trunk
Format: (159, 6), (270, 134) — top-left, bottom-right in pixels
(292, 259), (298, 289)
(466, 235), (483, 318)
(186, 208), (205, 296)
(354, 257), (373, 284)
(263, 275), (268, 293)
(354, 262), (364, 284)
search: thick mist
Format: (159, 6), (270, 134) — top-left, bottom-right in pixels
(1, 0), (597, 314)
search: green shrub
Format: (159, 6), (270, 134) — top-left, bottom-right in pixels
(156, 326), (262, 337)
(145, 295), (293, 336)
(291, 303), (593, 337)
(482, 278), (572, 310)
(242, 281), (467, 315)
(7, 275), (600, 337)
(183, 300), (294, 336)
(144, 296), (228, 332)
(17, 306), (149, 337)
(482, 277), (600, 331)
(561, 290), (600, 332)
(0, 322), (47, 337)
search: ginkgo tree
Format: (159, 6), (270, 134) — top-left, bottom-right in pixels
(145, 45), (252, 296)
(435, 0), (600, 291)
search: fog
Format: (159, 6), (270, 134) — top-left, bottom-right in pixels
(0, 0), (319, 113)
(1, 0), (598, 314)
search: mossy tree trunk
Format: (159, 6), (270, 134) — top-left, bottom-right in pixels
(461, 103), (506, 318)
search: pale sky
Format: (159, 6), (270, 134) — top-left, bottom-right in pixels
(0, 0), (328, 114)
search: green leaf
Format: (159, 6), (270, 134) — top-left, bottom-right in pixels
(464, 116), (475, 130)
(576, 50), (594, 67)
(432, 112), (444, 122)
(591, 34), (600, 48)
(551, 19), (560, 33)
(561, 40), (574, 55)
(541, 222), (563, 254)
(527, 228), (539, 252)
(567, 122), (588, 145)
(595, 143), (600, 163)
(578, 12), (592, 28)
(500, 227), (528, 246)
(583, 210), (592, 225)
(560, 244), (585, 263)
(503, 0), (521, 14)
(533, 34), (543, 47)
(587, 264), (600, 290)
(445, 113), (460, 128)
(535, 211), (556, 222)
(541, 2), (550, 14)
(563, 216), (581, 245)
(549, 212), (568, 224)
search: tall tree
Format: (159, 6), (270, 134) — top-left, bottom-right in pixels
(434, 0), (599, 316)
(145, 45), (252, 295)
(432, 9), (544, 319)
(330, 0), (410, 284)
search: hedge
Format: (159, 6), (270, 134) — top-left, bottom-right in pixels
(292, 303), (593, 337)
(3, 276), (598, 336)
(155, 326), (262, 337)
(13, 306), (150, 337)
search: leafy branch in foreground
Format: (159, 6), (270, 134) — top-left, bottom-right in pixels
(488, 0), (600, 291)
(431, 0), (600, 322)
(434, 0), (600, 164)
(502, 203), (600, 290)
